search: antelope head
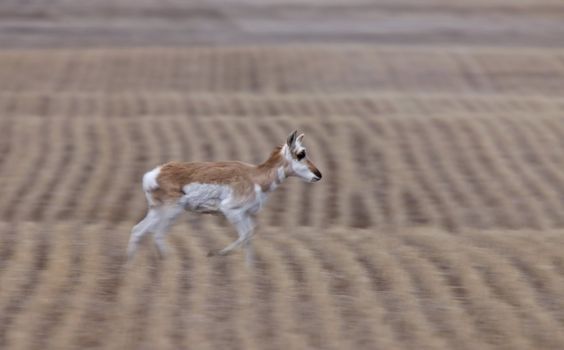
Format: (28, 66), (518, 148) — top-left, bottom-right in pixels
(283, 130), (322, 183)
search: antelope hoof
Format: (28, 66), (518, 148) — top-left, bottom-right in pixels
(156, 248), (167, 260)
(207, 249), (220, 257)
(208, 249), (232, 257)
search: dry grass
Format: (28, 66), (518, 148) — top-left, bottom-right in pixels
(2, 223), (564, 350)
(1, 45), (564, 349)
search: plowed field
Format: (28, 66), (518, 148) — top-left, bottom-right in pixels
(1, 45), (564, 349)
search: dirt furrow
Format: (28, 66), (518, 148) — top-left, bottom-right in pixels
(0, 116), (14, 175)
(273, 235), (346, 350)
(365, 119), (405, 229)
(348, 232), (448, 350)
(0, 118), (50, 221)
(391, 118), (460, 230)
(6, 222), (72, 350)
(46, 223), (106, 350)
(302, 230), (401, 349)
(465, 231), (564, 329)
(28, 117), (75, 221)
(504, 117), (564, 221)
(251, 230), (310, 350)
(56, 120), (100, 220)
(402, 232), (532, 350)
(67, 222), (127, 349)
(435, 117), (518, 228)
(83, 120), (125, 223)
(421, 117), (493, 229)
(346, 120), (386, 227)
(461, 117), (550, 229)
(0, 222), (48, 349)
(460, 233), (564, 349)
(393, 240), (487, 350)
(480, 116), (564, 227)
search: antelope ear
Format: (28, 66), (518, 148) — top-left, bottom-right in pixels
(296, 133), (305, 145)
(287, 130), (298, 147)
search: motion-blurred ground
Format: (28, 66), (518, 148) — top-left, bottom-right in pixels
(1, 1), (564, 349)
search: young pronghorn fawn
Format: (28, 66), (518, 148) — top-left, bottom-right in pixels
(127, 130), (322, 264)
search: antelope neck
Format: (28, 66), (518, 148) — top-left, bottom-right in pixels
(254, 148), (287, 192)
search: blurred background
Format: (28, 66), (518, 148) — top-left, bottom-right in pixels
(1, 1), (564, 349)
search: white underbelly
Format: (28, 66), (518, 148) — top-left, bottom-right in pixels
(180, 183), (232, 214)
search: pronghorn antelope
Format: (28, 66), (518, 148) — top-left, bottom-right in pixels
(127, 130), (322, 264)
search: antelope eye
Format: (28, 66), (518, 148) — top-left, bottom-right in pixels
(297, 151), (306, 160)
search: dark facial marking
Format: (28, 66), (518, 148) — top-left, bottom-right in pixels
(306, 160), (322, 179)
(296, 150), (306, 161)
(312, 168), (322, 179)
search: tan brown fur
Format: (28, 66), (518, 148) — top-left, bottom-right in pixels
(257, 146), (283, 169)
(152, 146), (286, 203)
(255, 146), (286, 191)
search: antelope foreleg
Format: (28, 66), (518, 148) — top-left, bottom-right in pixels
(209, 214), (254, 257)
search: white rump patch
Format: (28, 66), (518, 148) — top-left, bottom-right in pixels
(143, 166), (161, 192)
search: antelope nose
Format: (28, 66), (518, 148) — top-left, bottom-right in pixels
(313, 170), (322, 181)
